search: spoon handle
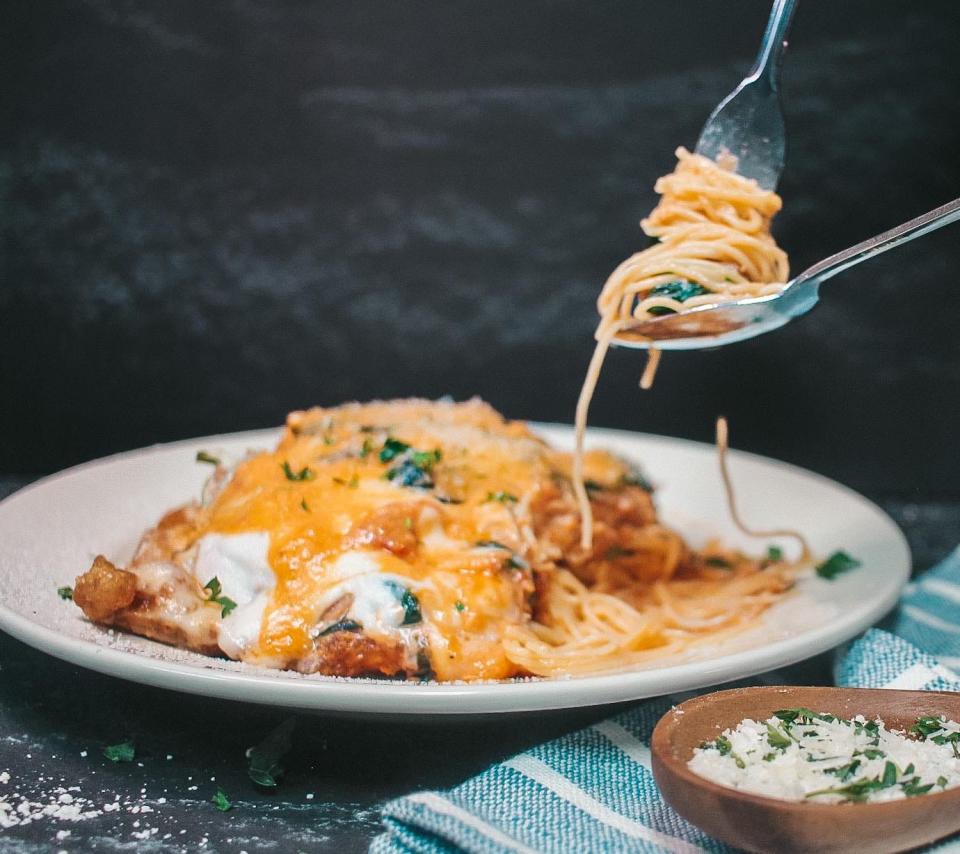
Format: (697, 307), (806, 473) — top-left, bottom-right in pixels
(751, 0), (798, 92)
(795, 197), (960, 287)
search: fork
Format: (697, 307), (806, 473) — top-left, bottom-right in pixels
(695, 0), (798, 190)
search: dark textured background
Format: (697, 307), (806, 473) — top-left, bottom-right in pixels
(2, 0), (959, 498)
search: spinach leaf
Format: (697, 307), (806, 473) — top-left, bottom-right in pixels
(387, 459), (434, 489)
(318, 619), (362, 637)
(379, 438), (410, 463)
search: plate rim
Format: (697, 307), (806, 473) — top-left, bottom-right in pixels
(0, 424), (911, 715)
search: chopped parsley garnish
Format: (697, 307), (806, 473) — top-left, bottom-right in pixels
(332, 474), (359, 488)
(57, 586), (73, 601)
(300, 498), (310, 512)
(911, 716), (945, 739)
(646, 281), (710, 315)
(411, 449), (442, 469)
(103, 741), (135, 763)
(902, 778), (935, 797)
(247, 718), (295, 788)
(816, 550), (861, 580)
(705, 556), (733, 569)
(700, 735), (745, 769)
(825, 759), (861, 782)
(196, 451), (221, 466)
(584, 480), (605, 492)
(212, 788), (232, 811)
(203, 577), (238, 618)
(379, 438), (410, 463)
(766, 545), (784, 563)
(486, 491), (518, 504)
(360, 438), (374, 458)
(856, 748), (886, 760)
(281, 461), (315, 482)
(912, 716), (960, 757)
(806, 774), (898, 802)
(766, 723), (793, 750)
(318, 619), (361, 636)
(454, 601), (466, 612)
(773, 708), (833, 727)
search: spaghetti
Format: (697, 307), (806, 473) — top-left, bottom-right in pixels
(495, 149), (802, 677)
(505, 423), (798, 677)
(574, 148), (790, 549)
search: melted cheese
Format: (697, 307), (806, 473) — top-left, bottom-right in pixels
(185, 399), (631, 679)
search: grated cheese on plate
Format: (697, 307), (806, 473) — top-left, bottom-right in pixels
(688, 709), (960, 803)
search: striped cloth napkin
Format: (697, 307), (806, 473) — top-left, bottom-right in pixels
(372, 547), (960, 854)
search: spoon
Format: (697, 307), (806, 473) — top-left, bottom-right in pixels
(651, 685), (960, 854)
(614, 196), (960, 351)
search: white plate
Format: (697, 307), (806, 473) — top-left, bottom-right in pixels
(0, 425), (909, 715)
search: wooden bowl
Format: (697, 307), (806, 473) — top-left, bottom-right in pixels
(651, 686), (960, 854)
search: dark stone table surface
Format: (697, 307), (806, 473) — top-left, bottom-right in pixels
(1, 474), (958, 853)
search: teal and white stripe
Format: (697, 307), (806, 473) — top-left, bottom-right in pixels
(373, 547), (960, 854)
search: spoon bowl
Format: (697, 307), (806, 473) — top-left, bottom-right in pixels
(614, 196), (960, 351)
(651, 685), (960, 854)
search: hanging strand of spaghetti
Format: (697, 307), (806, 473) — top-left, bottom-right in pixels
(716, 416), (811, 560)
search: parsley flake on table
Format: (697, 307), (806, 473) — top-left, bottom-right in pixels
(248, 718), (296, 788)
(57, 586), (73, 601)
(195, 451), (220, 466)
(212, 788), (232, 812)
(103, 741), (135, 763)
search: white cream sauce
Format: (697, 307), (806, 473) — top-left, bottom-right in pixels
(193, 532), (274, 659)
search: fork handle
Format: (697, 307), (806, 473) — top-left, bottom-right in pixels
(795, 197), (960, 287)
(751, 0), (798, 93)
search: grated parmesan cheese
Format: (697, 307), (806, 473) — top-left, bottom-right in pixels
(688, 709), (960, 803)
